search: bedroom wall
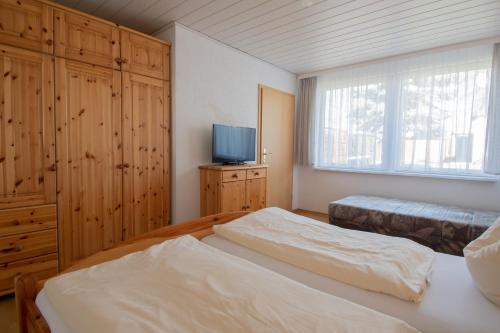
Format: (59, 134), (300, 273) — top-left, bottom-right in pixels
(155, 23), (297, 223)
(296, 166), (500, 213)
(156, 23), (499, 221)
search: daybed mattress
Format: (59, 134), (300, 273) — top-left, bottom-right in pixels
(36, 234), (500, 333)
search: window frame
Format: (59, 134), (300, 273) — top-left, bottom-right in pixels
(313, 46), (495, 180)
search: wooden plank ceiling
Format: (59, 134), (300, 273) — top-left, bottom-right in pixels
(54, 0), (500, 74)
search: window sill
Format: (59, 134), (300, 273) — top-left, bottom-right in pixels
(313, 167), (499, 182)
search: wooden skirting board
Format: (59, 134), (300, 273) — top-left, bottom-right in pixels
(15, 211), (248, 333)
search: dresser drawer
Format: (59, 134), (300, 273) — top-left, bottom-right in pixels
(0, 205), (56, 237)
(222, 170), (247, 182)
(247, 168), (266, 179)
(0, 253), (58, 295)
(0, 229), (57, 264)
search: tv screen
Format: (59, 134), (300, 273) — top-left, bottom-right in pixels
(212, 124), (256, 164)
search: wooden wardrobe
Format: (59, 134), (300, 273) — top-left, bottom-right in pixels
(0, 0), (170, 293)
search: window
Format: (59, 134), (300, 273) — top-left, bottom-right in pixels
(313, 45), (493, 176)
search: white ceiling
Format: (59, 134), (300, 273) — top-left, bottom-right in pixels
(54, 0), (500, 74)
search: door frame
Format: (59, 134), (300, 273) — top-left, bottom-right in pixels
(257, 84), (296, 164)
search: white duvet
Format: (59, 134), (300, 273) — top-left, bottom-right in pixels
(214, 207), (435, 302)
(44, 235), (418, 333)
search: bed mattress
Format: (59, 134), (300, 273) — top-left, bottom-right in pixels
(36, 234), (500, 333)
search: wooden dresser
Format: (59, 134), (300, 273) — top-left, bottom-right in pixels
(0, 0), (171, 294)
(200, 165), (268, 216)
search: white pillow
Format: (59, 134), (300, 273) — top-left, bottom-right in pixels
(464, 217), (500, 306)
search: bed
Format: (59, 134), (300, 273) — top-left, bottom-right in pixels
(202, 234), (500, 333)
(16, 211), (500, 333)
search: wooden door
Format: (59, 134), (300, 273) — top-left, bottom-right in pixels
(54, 9), (120, 69)
(221, 181), (246, 213)
(0, 45), (55, 209)
(258, 85), (295, 210)
(122, 72), (170, 240)
(55, 58), (122, 269)
(246, 178), (266, 211)
(121, 31), (169, 80)
(0, 0), (53, 54)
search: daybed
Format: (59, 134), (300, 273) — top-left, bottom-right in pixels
(329, 195), (500, 255)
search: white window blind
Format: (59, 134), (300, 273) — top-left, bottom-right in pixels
(313, 44), (494, 177)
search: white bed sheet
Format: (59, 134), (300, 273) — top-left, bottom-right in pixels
(36, 234), (500, 333)
(202, 235), (500, 333)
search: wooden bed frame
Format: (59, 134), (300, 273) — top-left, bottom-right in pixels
(14, 211), (248, 333)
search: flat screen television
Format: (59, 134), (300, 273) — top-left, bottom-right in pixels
(212, 124), (256, 164)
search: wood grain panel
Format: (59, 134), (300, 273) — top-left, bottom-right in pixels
(221, 180), (246, 213)
(246, 178), (266, 211)
(0, 253), (57, 296)
(0, 0), (53, 54)
(122, 72), (170, 240)
(0, 44), (55, 209)
(0, 204), (56, 237)
(54, 8), (120, 69)
(246, 168), (266, 179)
(55, 58), (122, 269)
(0, 229), (56, 264)
(222, 170), (246, 182)
(199, 168), (221, 216)
(121, 30), (170, 80)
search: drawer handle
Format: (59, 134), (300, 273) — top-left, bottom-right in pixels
(254, 172), (259, 176)
(232, 173), (238, 178)
(1, 246), (21, 253)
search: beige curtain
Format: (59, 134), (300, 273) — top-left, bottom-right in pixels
(485, 43), (500, 175)
(295, 77), (317, 165)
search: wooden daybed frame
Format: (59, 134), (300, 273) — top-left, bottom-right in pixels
(14, 211), (248, 333)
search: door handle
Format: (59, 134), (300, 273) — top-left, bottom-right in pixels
(262, 148), (272, 163)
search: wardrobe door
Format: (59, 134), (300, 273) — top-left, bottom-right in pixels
(56, 59), (122, 269)
(0, 0), (53, 54)
(122, 72), (169, 240)
(54, 9), (120, 69)
(121, 31), (169, 80)
(0, 44), (55, 209)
